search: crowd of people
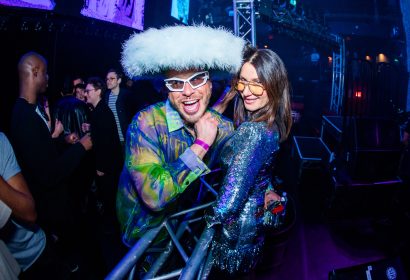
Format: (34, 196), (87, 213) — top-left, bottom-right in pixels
(1, 25), (292, 279)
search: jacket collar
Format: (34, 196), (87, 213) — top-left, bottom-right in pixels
(165, 99), (185, 133)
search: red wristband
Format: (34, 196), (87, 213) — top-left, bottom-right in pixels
(194, 138), (210, 151)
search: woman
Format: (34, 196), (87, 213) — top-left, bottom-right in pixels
(83, 77), (125, 271)
(206, 48), (292, 275)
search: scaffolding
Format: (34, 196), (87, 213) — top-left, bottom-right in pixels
(330, 38), (345, 115)
(106, 170), (222, 280)
(233, 0), (257, 46)
(232, 0), (346, 115)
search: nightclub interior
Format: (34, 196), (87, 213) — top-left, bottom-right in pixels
(0, 0), (409, 279)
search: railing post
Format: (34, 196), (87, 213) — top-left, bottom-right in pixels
(179, 228), (215, 280)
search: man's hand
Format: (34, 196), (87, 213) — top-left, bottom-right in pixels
(82, 123), (91, 134)
(79, 133), (93, 151)
(264, 190), (281, 210)
(194, 112), (219, 147)
(51, 119), (64, 138)
(65, 132), (79, 144)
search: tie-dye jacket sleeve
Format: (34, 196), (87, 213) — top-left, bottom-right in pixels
(124, 107), (209, 211)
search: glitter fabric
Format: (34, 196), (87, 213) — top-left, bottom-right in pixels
(206, 121), (280, 274)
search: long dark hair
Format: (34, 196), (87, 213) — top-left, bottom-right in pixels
(233, 48), (292, 142)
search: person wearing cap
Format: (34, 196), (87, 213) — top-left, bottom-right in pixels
(116, 25), (245, 247)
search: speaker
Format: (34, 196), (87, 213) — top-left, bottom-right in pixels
(321, 116), (343, 153)
(329, 257), (408, 280)
(343, 118), (402, 181)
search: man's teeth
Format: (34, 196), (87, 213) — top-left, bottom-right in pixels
(183, 100), (197, 105)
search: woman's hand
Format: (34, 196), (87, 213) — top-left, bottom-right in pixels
(82, 123), (91, 133)
(264, 190), (281, 210)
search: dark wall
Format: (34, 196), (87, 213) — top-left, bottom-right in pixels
(0, 19), (126, 134)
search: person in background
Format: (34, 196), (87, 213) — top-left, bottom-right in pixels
(10, 52), (92, 273)
(54, 80), (94, 229)
(74, 83), (87, 102)
(105, 68), (139, 150)
(72, 75), (84, 88)
(83, 77), (125, 272)
(1, 132), (70, 279)
(0, 132), (44, 274)
(0, 201), (20, 279)
(54, 84), (90, 141)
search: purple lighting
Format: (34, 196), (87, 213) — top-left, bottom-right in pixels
(0, 0), (55, 10)
(81, 0), (145, 31)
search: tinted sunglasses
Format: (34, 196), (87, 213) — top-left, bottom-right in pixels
(235, 80), (265, 96)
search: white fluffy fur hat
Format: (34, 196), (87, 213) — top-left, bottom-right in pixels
(121, 25), (246, 78)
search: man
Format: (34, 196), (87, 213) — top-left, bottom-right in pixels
(105, 68), (139, 147)
(74, 83), (86, 102)
(1, 132), (73, 279)
(0, 201), (20, 279)
(0, 132), (37, 226)
(54, 85), (90, 140)
(72, 75), (84, 89)
(10, 52), (92, 237)
(54, 82), (94, 222)
(117, 25), (245, 247)
(0, 132), (46, 275)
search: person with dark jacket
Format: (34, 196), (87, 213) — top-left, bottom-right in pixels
(84, 77), (125, 273)
(10, 52), (93, 275)
(10, 52), (92, 236)
(105, 68), (139, 148)
(53, 85), (94, 220)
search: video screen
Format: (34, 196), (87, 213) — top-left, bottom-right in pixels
(0, 0), (55, 10)
(81, 0), (145, 31)
(171, 0), (190, 25)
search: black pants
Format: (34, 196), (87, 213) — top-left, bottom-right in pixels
(93, 173), (127, 274)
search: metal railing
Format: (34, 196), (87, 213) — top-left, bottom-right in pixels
(106, 170), (221, 280)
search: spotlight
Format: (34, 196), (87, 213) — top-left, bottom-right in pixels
(376, 53), (388, 63)
(354, 90), (362, 98)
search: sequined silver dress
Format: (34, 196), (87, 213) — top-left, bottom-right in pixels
(206, 121), (280, 274)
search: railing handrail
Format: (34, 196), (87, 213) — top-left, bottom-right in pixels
(106, 170), (221, 280)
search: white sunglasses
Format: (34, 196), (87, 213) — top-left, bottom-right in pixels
(164, 71), (209, 92)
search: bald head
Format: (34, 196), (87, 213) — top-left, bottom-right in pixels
(18, 52), (46, 78)
(18, 52), (48, 101)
